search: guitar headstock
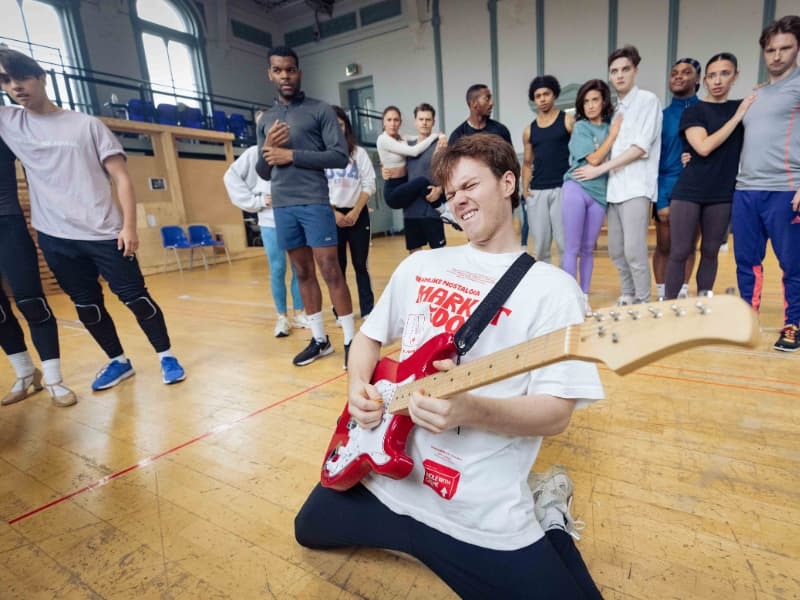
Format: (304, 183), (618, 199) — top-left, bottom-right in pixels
(569, 295), (760, 374)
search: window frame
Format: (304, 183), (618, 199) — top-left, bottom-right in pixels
(0, 0), (95, 111)
(129, 0), (212, 111)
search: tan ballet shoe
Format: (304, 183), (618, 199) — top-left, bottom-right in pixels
(45, 381), (78, 408)
(1, 368), (44, 406)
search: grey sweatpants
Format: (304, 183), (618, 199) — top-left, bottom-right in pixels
(607, 196), (652, 301)
(526, 187), (565, 265)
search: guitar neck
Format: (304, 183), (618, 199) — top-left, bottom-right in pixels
(388, 327), (574, 414)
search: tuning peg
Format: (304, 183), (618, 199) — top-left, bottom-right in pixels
(695, 301), (711, 315)
(647, 306), (663, 318)
(671, 304), (687, 316)
(609, 310), (621, 321)
(626, 308), (641, 320)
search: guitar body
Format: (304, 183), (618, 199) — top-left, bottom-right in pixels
(320, 332), (456, 491)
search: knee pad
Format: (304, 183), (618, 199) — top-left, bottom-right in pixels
(125, 295), (158, 321)
(76, 303), (103, 326)
(16, 297), (53, 325)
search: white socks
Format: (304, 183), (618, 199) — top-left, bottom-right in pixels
(540, 506), (567, 533)
(307, 311), (326, 343)
(339, 313), (356, 345)
(7, 351), (35, 391)
(656, 283), (665, 299)
(157, 349), (174, 360)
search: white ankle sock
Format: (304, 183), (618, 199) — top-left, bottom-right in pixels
(339, 313), (356, 345)
(541, 507), (567, 532)
(157, 349), (174, 359)
(656, 283), (665, 298)
(679, 283), (689, 296)
(41, 358), (63, 384)
(307, 311), (326, 342)
(8, 351), (34, 378)
(42, 358), (72, 397)
(110, 354), (127, 364)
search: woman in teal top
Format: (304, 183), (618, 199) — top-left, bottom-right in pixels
(561, 79), (621, 314)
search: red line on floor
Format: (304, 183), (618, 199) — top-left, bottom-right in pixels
(7, 371), (348, 526)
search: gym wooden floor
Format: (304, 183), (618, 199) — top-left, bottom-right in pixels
(0, 229), (797, 599)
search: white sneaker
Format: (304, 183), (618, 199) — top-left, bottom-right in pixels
(719, 242), (729, 252)
(274, 314), (290, 338)
(583, 293), (593, 317)
(528, 465), (585, 540)
(292, 312), (310, 329)
(677, 285), (689, 299)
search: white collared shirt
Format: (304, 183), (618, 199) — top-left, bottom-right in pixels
(607, 86), (663, 204)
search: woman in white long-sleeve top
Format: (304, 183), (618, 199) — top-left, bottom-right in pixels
(223, 134), (307, 338)
(326, 106), (377, 319)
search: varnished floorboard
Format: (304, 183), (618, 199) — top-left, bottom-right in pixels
(0, 229), (797, 599)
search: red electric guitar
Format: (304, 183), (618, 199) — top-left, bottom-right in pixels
(320, 295), (760, 491)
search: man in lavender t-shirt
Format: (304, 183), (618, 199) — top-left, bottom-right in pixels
(0, 48), (186, 390)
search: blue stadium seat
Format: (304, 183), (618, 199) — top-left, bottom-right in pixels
(127, 98), (155, 122)
(179, 106), (205, 129)
(156, 103), (179, 126)
(211, 110), (227, 132)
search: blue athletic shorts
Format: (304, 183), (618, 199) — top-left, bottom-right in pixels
(274, 204), (338, 251)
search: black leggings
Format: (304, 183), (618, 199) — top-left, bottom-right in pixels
(0, 215), (60, 360)
(665, 199), (732, 299)
(37, 232), (171, 357)
(295, 483), (602, 600)
(336, 206), (374, 317)
(386, 176), (440, 211)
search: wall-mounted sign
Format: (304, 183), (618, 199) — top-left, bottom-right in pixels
(148, 177), (167, 190)
(345, 63), (360, 77)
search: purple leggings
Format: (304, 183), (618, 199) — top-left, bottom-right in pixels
(561, 180), (606, 293)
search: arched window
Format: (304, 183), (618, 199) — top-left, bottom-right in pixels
(132, 0), (209, 108)
(0, 0), (87, 109)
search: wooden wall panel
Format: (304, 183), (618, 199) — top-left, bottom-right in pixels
(177, 159), (242, 228)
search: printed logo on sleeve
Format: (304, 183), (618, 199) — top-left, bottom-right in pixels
(422, 459), (461, 500)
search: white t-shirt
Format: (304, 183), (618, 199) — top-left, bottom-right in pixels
(223, 145), (275, 227)
(325, 146), (376, 209)
(360, 245), (604, 550)
(376, 131), (440, 168)
(607, 86), (663, 204)
(0, 107), (125, 240)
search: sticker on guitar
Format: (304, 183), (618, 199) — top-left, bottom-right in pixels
(320, 295), (761, 491)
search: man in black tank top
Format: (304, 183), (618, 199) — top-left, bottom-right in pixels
(522, 75), (573, 265)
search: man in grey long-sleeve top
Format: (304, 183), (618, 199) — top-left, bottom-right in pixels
(255, 46), (355, 368)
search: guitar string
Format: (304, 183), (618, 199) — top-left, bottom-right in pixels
(388, 300), (723, 411)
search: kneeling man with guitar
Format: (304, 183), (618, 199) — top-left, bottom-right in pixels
(295, 134), (757, 599)
(297, 133), (605, 599)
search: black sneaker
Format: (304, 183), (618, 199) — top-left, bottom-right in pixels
(774, 324), (800, 352)
(293, 336), (334, 366)
(343, 342), (351, 370)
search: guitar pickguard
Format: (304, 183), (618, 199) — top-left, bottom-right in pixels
(323, 376), (414, 477)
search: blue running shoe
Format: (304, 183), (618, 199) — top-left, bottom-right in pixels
(92, 359), (135, 391)
(161, 356), (186, 384)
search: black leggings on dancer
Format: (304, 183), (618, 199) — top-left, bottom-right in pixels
(665, 199), (732, 299)
(296, 484), (602, 600)
(37, 232), (171, 357)
(336, 206), (374, 317)
(385, 176), (441, 210)
(0, 215), (59, 360)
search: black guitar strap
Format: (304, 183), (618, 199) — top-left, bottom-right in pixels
(453, 252), (536, 359)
